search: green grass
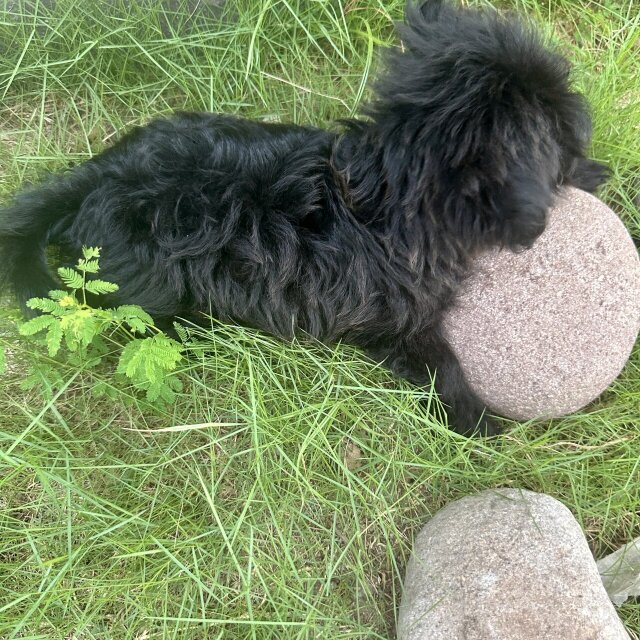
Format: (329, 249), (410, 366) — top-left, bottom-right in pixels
(1, 0), (639, 637)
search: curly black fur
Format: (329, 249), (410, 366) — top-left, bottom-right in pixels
(0, 0), (607, 435)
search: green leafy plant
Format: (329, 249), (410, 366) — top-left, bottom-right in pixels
(19, 247), (184, 404)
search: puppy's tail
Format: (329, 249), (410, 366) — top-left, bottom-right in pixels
(0, 170), (92, 312)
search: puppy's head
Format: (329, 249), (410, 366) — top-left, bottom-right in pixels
(367, 0), (607, 196)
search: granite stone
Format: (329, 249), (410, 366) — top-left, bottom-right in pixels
(442, 188), (640, 420)
(397, 489), (631, 640)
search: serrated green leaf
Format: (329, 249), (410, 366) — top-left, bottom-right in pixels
(58, 267), (84, 289)
(173, 322), (189, 343)
(117, 339), (144, 377)
(113, 305), (154, 326)
(79, 315), (104, 347)
(82, 246), (101, 260)
(48, 289), (69, 300)
(112, 304), (155, 335)
(125, 318), (149, 334)
(26, 297), (66, 315)
(117, 335), (183, 388)
(63, 330), (80, 352)
(20, 315), (58, 336)
(59, 309), (108, 346)
(78, 259), (100, 274)
(146, 381), (164, 403)
(46, 321), (63, 356)
(145, 374), (183, 404)
(85, 279), (119, 295)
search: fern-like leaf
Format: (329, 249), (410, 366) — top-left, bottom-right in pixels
(146, 375), (183, 403)
(26, 297), (67, 315)
(112, 305), (154, 334)
(113, 305), (154, 325)
(20, 315), (57, 336)
(46, 320), (64, 356)
(117, 335), (183, 380)
(78, 259), (100, 274)
(48, 289), (69, 301)
(173, 322), (189, 343)
(20, 246), (182, 407)
(85, 279), (119, 295)
(82, 246), (101, 260)
(58, 267), (84, 290)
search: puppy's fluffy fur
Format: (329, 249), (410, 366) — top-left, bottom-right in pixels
(0, 0), (607, 434)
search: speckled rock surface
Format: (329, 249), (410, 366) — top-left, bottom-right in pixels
(442, 187), (640, 420)
(397, 489), (630, 640)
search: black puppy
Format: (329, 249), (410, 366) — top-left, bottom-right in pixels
(0, 0), (607, 434)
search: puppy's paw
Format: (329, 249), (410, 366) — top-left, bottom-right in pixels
(448, 405), (502, 437)
(435, 385), (502, 437)
(564, 158), (609, 194)
(475, 414), (502, 437)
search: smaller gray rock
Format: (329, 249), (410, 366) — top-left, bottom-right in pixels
(398, 489), (630, 640)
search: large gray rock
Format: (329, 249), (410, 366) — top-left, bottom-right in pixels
(398, 489), (630, 640)
(442, 187), (640, 420)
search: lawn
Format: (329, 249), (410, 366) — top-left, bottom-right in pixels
(0, 0), (639, 638)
